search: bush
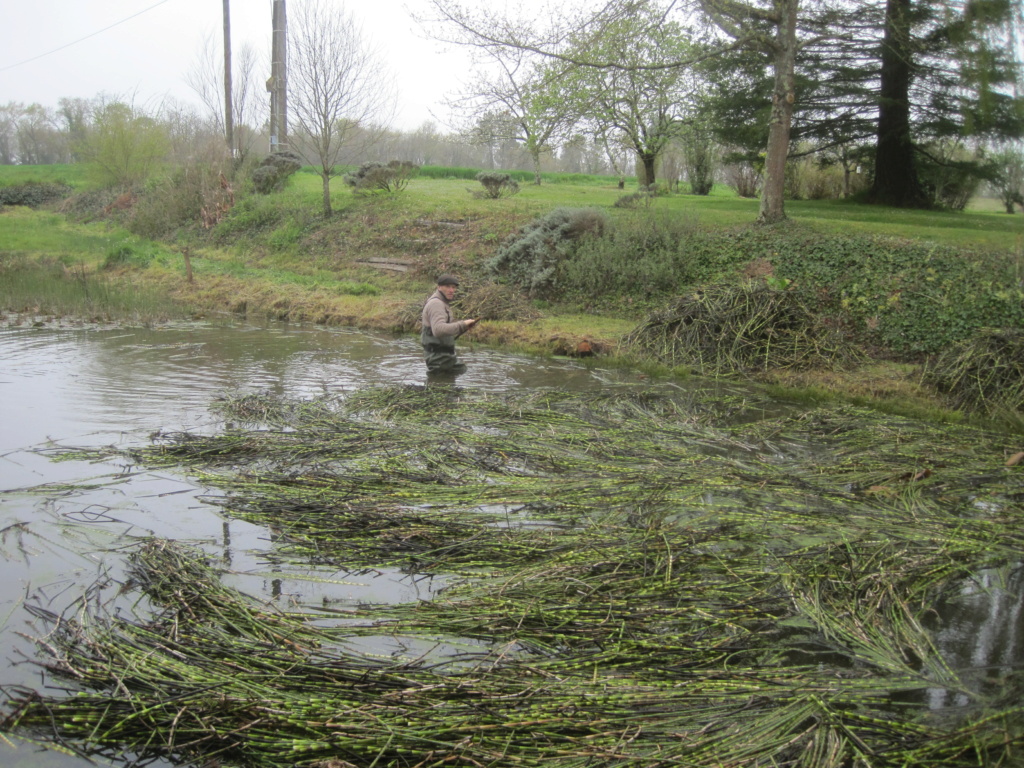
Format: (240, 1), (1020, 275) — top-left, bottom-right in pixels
(552, 221), (1024, 358)
(102, 238), (159, 270)
(0, 182), (72, 208)
(211, 195), (284, 241)
(343, 161), (419, 194)
(473, 172), (520, 199)
(252, 151), (303, 194)
(128, 162), (235, 239)
(485, 207), (607, 297)
(558, 212), (738, 305)
(613, 188), (655, 209)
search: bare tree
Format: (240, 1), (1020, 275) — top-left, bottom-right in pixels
(186, 33), (265, 164)
(289, 0), (396, 216)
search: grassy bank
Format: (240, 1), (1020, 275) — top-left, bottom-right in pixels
(2, 163), (1023, 423)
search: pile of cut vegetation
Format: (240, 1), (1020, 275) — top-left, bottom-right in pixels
(924, 327), (1024, 416)
(622, 283), (860, 375)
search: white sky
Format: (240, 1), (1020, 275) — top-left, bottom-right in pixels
(0, 0), (522, 132)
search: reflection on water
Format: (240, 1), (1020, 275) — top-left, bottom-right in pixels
(925, 564), (1024, 709)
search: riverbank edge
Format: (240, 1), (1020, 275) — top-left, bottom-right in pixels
(2, 258), (971, 431)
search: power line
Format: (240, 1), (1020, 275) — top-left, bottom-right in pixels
(0, 0), (175, 74)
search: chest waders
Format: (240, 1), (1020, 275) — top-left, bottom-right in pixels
(421, 298), (466, 374)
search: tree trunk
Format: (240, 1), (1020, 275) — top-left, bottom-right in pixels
(531, 148), (542, 185)
(870, 0), (928, 207)
(321, 172), (332, 217)
(757, 0), (799, 225)
(640, 152), (657, 186)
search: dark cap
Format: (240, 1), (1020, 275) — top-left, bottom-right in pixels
(436, 274), (460, 286)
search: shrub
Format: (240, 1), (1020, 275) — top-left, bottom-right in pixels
(252, 151), (303, 194)
(486, 208), (607, 297)
(344, 161), (419, 194)
(558, 212), (739, 305)
(0, 182), (73, 208)
(128, 162), (235, 238)
(77, 102), (169, 188)
(554, 221), (1024, 358)
(102, 238), (159, 269)
(613, 188), (655, 209)
(473, 172), (520, 199)
(211, 195), (284, 241)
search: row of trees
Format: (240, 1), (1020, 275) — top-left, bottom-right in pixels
(0, 97), (647, 178)
(3, 0), (1022, 223)
(421, 0), (1024, 222)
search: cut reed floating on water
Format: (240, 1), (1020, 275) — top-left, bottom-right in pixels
(3, 385), (1023, 766)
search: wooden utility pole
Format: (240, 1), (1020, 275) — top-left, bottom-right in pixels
(268, 0), (288, 152)
(223, 0), (234, 157)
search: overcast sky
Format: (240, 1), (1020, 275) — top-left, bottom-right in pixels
(0, 0), (528, 132)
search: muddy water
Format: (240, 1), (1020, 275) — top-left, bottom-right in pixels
(1, 321), (1021, 767)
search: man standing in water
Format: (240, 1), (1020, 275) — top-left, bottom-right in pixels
(421, 274), (478, 375)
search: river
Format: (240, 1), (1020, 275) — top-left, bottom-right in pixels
(1, 319), (1021, 767)
(0, 319), (673, 768)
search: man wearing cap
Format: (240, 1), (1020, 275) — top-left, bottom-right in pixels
(421, 274), (478, 375)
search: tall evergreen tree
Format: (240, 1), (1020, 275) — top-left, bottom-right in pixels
(703, 0), (1024, 207)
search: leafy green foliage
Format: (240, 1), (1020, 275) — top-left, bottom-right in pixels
(550, 215), (1023, 357)
(0, 181), (72, 208)
(211, 195), (284, 241)
(765, 230), (1024, 356)
(558, 212), (747, 304)
(76, 102), (169, 188)
(102, 237), (166, 270)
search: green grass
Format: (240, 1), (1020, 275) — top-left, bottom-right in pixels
(4, 162), (1022, 254)
(0, 255), (187, 320)
(0, 163), (82, 189)
(0, 206), (133, 263)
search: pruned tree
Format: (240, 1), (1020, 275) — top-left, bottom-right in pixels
(288, 0), (396, 216)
